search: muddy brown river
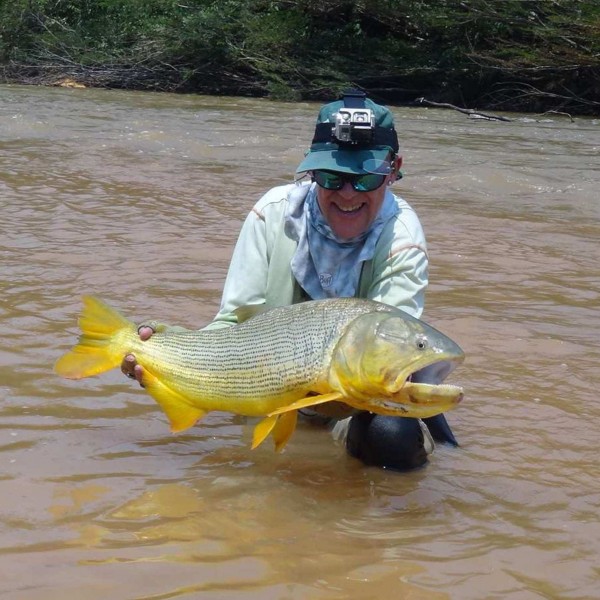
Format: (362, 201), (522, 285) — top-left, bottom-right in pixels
(1, 84), (599, 599)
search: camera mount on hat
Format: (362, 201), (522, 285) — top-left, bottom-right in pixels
(333, 90), (375, 145)
(310, 90), (399, 154)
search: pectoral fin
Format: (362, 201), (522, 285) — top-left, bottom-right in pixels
(140, 369), (207, 433)
(268, 392), (344, 417)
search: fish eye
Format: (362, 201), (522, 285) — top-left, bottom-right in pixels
(415, 336), (428, 351)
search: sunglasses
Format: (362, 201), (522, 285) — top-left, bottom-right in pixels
(312, 170), (387, 192)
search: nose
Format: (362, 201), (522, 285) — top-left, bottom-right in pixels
(337, 180), (356, 198)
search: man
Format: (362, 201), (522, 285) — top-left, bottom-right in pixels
(124, 90), (457, 470)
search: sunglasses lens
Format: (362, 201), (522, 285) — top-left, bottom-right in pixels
(313, 171), (343, 190)
(313, 171), (386, 192)
(353, 174), (386, 191)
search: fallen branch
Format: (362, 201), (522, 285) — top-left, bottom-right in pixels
(415, 97), (512, 121)
(536, 109), (575, 123)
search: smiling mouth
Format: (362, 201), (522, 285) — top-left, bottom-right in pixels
(334, 202), (365, 214)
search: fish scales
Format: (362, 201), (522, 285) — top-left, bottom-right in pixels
(137, 299), (382, 405)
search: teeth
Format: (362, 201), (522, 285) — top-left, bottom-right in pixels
(337, 204), (363, 213)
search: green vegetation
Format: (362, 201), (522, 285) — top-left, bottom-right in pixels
(1, 0), (599, 114)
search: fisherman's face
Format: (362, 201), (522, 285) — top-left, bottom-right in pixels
(314, 156), (402, 241)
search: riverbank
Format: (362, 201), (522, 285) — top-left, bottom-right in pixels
(3, 63), (598, 118)
(2, 0), (599, 115)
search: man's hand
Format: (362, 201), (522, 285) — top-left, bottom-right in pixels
(137, 326), (155, 341)
(121, 354), (145, 386)
(120, 325), (155, 387)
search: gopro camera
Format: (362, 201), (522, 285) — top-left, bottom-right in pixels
(333, 108), (375, 145)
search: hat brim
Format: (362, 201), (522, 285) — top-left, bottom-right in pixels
(296, 147), (391, 175)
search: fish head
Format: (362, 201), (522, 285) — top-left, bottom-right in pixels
(328, 310), (465, 418)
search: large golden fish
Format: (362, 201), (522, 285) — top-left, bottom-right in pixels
(55, 296), (464, 451)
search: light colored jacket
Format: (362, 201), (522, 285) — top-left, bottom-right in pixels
(206, 182), (428, 329)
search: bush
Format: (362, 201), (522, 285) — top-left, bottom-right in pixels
(1, 0), (598, 113)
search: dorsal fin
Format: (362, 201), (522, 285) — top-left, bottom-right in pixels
(233, 304), (271, 323)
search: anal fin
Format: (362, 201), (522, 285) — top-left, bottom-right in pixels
(140, 369), (206, 433)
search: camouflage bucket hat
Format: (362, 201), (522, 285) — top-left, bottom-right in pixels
(296, 91), (399, 175)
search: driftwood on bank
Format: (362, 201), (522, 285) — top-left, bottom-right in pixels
(415, 97), (513, 122)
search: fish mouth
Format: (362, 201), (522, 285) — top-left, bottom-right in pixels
(395, 354), (463, 389)
(407, 356), (461, 384)
(376, 356), (464, 418)
(372, 380), (463, 418)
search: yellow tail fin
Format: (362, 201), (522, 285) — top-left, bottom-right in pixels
(54, 295), (136, 379)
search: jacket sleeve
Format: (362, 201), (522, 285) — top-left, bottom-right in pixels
(362, 200), (429, 319)
(203, 201), (270, 330)
(366, 244), (428, 318)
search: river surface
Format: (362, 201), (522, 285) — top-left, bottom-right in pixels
(1, 84), (599, 600)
